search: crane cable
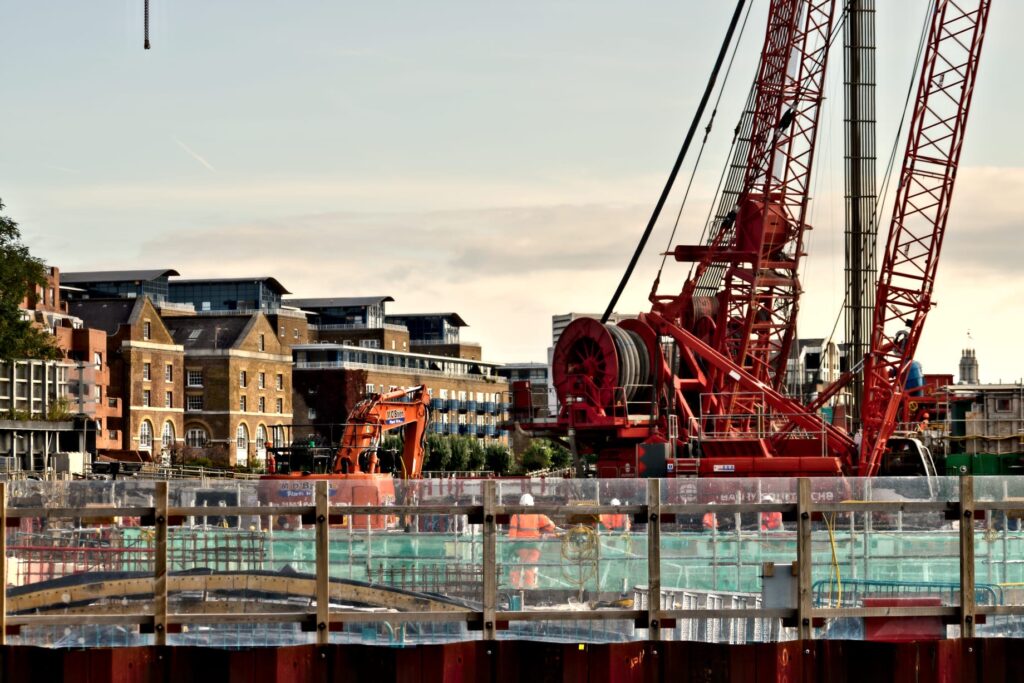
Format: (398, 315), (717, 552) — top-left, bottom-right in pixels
(144, 0), (151, 50)
(601, 0), (748, 324)
(653, 0), (755, 285)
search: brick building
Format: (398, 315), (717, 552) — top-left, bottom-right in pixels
(292, 343), (508, 441)
(70, 297), (185, 461)
(289, 296), (408, 351)
(164, 313), (293, 466)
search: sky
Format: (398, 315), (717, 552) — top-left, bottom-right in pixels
(1, 1), (1023, 382)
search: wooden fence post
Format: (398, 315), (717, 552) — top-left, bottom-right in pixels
(315, 480), (330, 644)
(959, 475), (976, 637)
(647, 478), (662, 640)
(796, 477), (813, 641)
(154, 481), (168, 645)
(482, 479), (497, 640)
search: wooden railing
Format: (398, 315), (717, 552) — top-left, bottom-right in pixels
(0, 476), (1009, 645)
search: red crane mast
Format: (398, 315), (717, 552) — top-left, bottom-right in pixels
(858, 0), (992, 476)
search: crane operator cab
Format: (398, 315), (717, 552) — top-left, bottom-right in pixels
(879, 437), (937, 478)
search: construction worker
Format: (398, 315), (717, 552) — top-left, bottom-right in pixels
(702, 502), (718, 532)
(600, 499), (631, 533)
(508, 493), (556, 589)
(760, 495), (783, 532)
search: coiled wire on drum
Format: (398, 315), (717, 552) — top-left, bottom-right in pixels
(606, 325), (649, 401)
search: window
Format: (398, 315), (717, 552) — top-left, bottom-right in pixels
(258, 372), (265, 389)
(143, 321), (151, 340)
(165, 391), (173, 408)
(187, 395), (203, 411)
(359, 339), (380, 349)
(186, 370), (203, 387)
(139, 420), (153, 449)
(391, 340), (396, 350)
(236, 423), (248, 450)
(186, 428), (208, 448)
(996, 398), (1012, 412)
(142, 389), (151, 407)
(239, 371), (247, 388)
(293, 329), (299, 339)
(275, 398), (283, 414)
(272, 426), (284, 448)
(365, 383), (375, 395)
(258, 396), (266, 413)
(259, 334), (266, 352)
(161, 421), (175, 450)
(255, 425), (267, 454)
(143, 363), (151, 381)
(279, 325), (285, 338)
(276, 374), (283, 390)
(240, 395), (247, 412)
(94, 385), (102, 400)
(93, 352), (102, 369)
(165, 364), (173, 382)
(308, 407), (317, 419)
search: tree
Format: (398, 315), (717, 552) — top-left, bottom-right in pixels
(448, 436), (470, 472)
(424, 434), (451, 472)
(549, 441), (573, 470)
(520, 440), (552, 472)
(0, 200), (58, 361)
(466, 438), (486, 471)
(484, 443), (514, 476)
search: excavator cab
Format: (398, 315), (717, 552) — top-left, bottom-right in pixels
(878, 437), (937, 477)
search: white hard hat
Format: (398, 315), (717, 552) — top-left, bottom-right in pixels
(610, 498), (622, 506)
(520, 493), (534, 506)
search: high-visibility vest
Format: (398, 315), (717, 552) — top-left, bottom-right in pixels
(760, 512), (783, 531)
(509, 513), (555, 539)
(601, 514), (629, 531)
(702, 512), (718, 530)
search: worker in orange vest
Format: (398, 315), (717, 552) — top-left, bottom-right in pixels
(702, 502), (718, 532)
(600, 498), (631, 533)
(508, 493), (556, 589)
(760, 495), (783, 532)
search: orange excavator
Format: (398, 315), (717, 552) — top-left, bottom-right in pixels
(259, 386), (432, 529)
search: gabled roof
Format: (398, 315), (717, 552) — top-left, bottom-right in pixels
(386, 312), (469, 327)
(169, 277), (291, 296)
(285, 296), (394, 309)
(67, 298), (140, 334)
(61, 269), (180, 284)
(163, 315), (253, 350)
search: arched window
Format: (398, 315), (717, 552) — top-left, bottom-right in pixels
(162, 421), (175, 450)
(236, 423), (249, 450)
(139, 420), (153, 450)
(185, 427), (208, 448)
(256, 425), (267, 453)
(271, 425), (284, 448)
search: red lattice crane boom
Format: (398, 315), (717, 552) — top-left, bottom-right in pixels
(858, 0), (991, 476)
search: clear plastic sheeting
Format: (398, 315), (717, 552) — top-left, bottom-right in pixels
(2, 476), (1022, 647)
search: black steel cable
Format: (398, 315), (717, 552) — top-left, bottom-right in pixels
(144, 0), (151, 50)
(655, 0), (755, 282)
(601, 0), (747, 324)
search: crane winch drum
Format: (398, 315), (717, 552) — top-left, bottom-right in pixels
(552, 318), (657, 417)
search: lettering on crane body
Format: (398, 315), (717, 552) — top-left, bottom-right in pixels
(384, 408), (406, 425)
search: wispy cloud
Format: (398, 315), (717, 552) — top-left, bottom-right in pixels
(172, 137), (217, 173)
(40, 164), (80, 174)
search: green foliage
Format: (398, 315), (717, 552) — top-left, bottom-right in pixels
(520, 440), (553, 472)
(0, 200), (58, 362)
(549, 441), (573, 470)
(448, 436), (470, 471)
(46, 397), (72, 421)
(424, 433), (451, 472)
(484, 443), (514, 475)
(466, 438), (486, 471)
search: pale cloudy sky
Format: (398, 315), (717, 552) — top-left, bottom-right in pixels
(2, 1), (1023, 381)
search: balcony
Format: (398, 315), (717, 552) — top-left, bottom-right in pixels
(483, 401), (496, 415)
(459, 423), (477, 436)
(431, 398), (447, 412)
(466, 400), (478, 413)
(430, 422), (445, 434)
(446, 422), (459, 435)
(312, 322), (407, 332)
(446, 399), (461, 412)
(484, 424), (497, 436)
(500, 402), (511, 414)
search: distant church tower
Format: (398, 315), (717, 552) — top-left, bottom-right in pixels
(959, 349), (979, 384)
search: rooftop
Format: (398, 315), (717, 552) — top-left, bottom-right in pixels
(170, 276), (291, 295)
(386, 312), (469, 327)
(286, 296), (394, 309)
(163, 315), (254, 350)
(61, 269), (180, 284)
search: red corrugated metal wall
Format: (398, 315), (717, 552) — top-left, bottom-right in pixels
(1, 640), (1022, 682)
